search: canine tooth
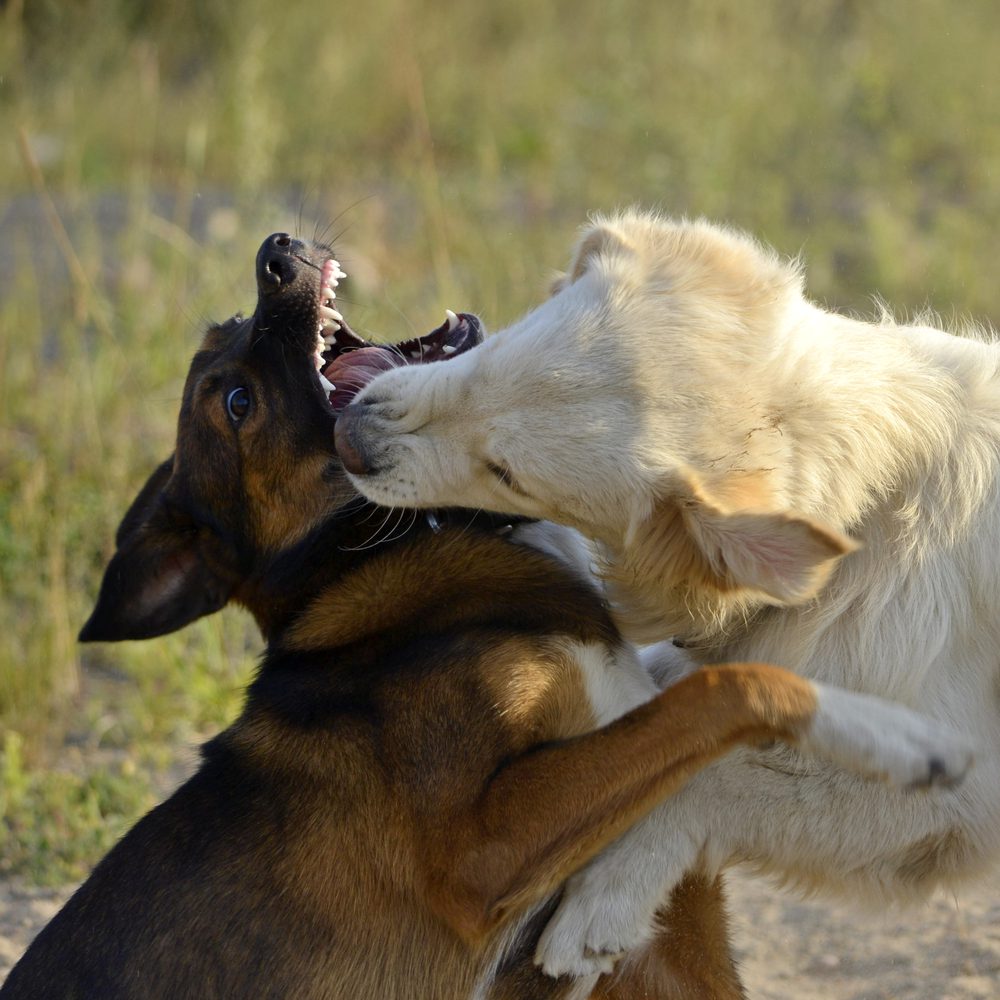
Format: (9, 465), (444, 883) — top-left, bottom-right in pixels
(322, 318), (342, 331)
(445, 309), (459, 331)
(320, 305), (344, 323)
(442, 344), (457, 354)
(319, 373), (336, 393)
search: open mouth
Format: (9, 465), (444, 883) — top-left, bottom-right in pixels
(308, 257), (482, 413)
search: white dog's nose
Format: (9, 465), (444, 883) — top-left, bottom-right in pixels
(334, 405), (374, 476)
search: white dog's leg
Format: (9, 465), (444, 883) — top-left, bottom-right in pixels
(536, 685), (976, 978)
(637, 640), (698, 689)
(799, 684), (972, 788)
(536, 808), (699, 977)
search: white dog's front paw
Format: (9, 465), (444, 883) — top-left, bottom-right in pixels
(804, 684), (975, 789)
(534, 872), (660, 978)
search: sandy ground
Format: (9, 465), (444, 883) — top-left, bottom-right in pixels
(2, 868), (998, 998)
(725, 871), (1000, 1000)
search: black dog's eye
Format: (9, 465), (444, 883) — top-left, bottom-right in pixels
(226, 387), (252, 423)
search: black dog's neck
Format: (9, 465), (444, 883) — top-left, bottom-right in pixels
(238, 503), (534, 642)
(419, 507), (533, 538)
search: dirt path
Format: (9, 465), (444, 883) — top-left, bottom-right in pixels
(3, 870), (998, 997)
(726, 871), (1000, 999)
(0, 882), (67, 982)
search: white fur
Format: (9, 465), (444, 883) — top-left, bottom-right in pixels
(345, 210), (998, 974)
(564, 638), (658, 726)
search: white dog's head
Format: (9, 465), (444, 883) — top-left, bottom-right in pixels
(335, 210), (856, 640)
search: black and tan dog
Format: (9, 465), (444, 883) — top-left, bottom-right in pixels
(1, 235), (968, 1000)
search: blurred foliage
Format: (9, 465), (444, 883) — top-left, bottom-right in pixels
(1, 731), (156, 885)
(2, 0), (1000, 881)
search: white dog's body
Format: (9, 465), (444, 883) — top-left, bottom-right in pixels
(335, 211), (1000, 975)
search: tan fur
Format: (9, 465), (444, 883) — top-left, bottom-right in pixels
(594, 875), (744, 1000)
(481, 638), (596, 738)
(607, 470), (857, 643)
(418, 657), (817, 943)
(244, 449), (338, 554)
(894, 828), (973, 887)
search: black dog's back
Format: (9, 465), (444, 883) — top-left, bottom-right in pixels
(3, 753), (320, 997)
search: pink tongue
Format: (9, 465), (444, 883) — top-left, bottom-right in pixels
(324, 347), (405, 411)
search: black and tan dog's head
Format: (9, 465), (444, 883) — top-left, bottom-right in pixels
(80, 234), (482, 643)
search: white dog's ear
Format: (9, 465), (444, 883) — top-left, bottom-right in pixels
(548, 271), (571, 297)
(628, 471), (857, 606)
(555, 219), (635, 292)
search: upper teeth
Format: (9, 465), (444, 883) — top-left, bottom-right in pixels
(319, 259), (346, 331)
(445, 309), (459, 332)
(323, 259), (347, 294)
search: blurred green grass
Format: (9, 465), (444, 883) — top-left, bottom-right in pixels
(2, 0), (1000, 883)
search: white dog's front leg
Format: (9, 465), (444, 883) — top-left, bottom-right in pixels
(800, 683), (973, 789)
(535, 684), (976, 978)
(534, 805), (704, 978)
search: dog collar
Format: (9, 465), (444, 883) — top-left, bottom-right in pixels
(424, 509), (536, 536)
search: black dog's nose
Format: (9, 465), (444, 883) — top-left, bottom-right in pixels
(255, 233), (300, 296)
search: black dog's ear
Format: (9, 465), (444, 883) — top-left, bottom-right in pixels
(116, 456), (175, 548)
(79, 459), (234, 642)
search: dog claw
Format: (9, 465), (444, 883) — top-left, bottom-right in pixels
(907, 754), (968, 791)
(584, 945), (625, 965)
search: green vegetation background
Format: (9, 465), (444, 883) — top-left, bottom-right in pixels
(2, 0), (1000, 883)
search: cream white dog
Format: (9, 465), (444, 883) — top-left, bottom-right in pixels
(333, 210), (1000, 977)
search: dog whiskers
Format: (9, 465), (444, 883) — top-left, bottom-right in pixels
(340, 504), (420, 552)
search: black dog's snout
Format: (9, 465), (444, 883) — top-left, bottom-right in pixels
(260, 256), (286, 289)
(252, 233), (336, 350)
(256, 233), (301, 296)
